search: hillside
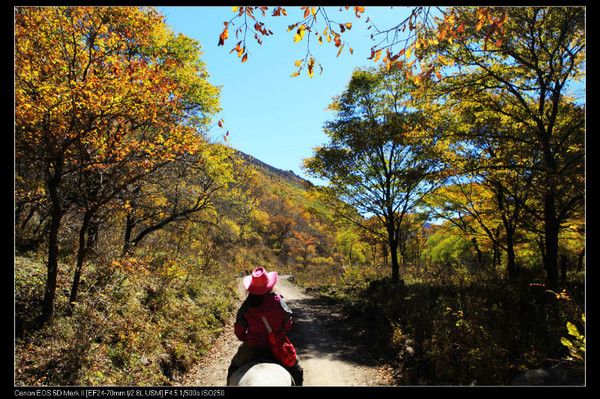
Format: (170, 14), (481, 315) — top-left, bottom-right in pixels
(233, 149), (313, 189)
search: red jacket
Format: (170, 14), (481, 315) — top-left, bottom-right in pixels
(234, 293), (293, 348)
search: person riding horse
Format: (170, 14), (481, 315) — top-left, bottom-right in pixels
(227, 267), (304, 386)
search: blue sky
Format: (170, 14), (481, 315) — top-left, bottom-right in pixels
(157, 6), (413, 184)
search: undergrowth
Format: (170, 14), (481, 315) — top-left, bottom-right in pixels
(293, 262), (585, 385)
(15, 254), (237, 386)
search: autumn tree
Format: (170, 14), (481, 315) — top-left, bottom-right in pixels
(415, 7), (585, 287)
(15, 6), (220, 323)
(422, 103), (540, 281)
(267, 211), (297, 263)
(305, 66), (445, 284)
(217, 156), (263, 242)
(120, 143), (236, 257)
(289, 231), (319, 268)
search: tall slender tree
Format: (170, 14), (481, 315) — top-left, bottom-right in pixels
(305, 66), (445, 283)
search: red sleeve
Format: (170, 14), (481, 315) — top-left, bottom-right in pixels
(234, 302), (249, 342)
(234, 322), (247, 342)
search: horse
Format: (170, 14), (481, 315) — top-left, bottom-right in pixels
(227, 359), (295, 386)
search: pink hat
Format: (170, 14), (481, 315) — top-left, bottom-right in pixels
(243, 267), (278, 295)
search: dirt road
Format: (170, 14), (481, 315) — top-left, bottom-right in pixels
(179, 275), (393, 386)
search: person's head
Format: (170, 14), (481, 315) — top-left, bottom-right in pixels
(243, 266), (278, 296)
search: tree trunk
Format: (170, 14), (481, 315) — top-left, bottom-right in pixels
(388, 233), (402, 284)
(69, 211), (92, 306)
(390, 242), (400, 283)
(506, 228), (518, 283)
(122, 212), (134, 256)
(471, 237), (484, 268)
(492, 242), (501, 268)
(87, 217), (99, 250)
(39, 158), (64, 326)
(382, 242), (389, 268)
(544, 192), (560, 289)
(39, 205), (62, 325)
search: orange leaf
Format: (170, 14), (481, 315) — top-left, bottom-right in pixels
(218, 28), (229, 46)
(334, 35), (342, 47)
(345, 22), (352, 30)
(241, 53), (248, 63)
(373, 49), (382, 62)
(307, 57), (315, 78)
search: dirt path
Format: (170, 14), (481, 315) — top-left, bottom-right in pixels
(179, 275), (393, 386)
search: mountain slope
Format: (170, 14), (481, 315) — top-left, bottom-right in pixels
(233, 149), (312, 189)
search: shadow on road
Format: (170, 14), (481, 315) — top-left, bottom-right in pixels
(286, 296), (388, 368)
